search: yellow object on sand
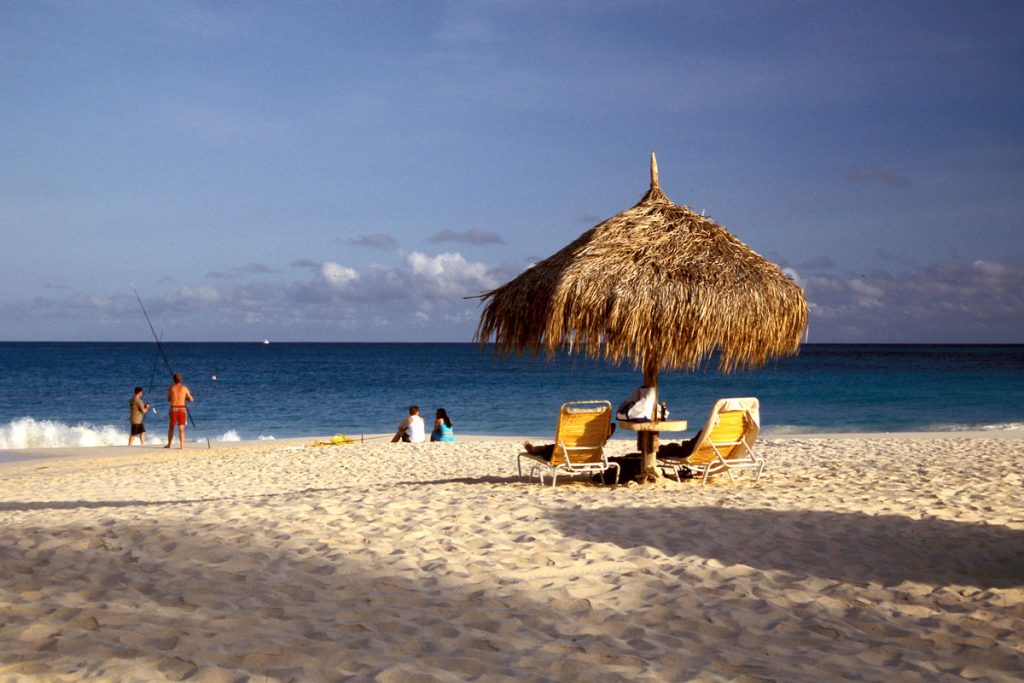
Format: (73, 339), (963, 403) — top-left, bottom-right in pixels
(657, 397), (764, 486)
(310, 434), (355, 447)
(517, 400), (619, 486)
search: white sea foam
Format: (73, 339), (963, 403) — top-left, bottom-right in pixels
(766, 422), (1024, 436)
(926, 422), (1024, 432)
(0, 417), (128, 449)
(763, 424), (830, 435)
(0, 418), (278, 450)
(980, 422), (1024, 431)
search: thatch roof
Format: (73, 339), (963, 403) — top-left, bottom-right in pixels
(475, 155), (808, 373)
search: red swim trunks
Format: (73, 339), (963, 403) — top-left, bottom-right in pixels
(169, 406), (188, 426)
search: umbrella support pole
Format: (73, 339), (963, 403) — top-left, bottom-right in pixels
(637, 432), (660, 483)
(638, 364), (661, 483)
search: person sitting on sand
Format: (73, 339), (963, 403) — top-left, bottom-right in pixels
(391, 405), (425, 443)
(166, 373), (194, 449)
(523, 422), (616, 459)
(430, 408), (456, 442)
(128, 387), (150, 446)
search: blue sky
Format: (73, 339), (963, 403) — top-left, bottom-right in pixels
(2, 1), (1022, 343)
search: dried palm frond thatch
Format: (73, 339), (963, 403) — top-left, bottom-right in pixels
(476, 154), (807, 482)
(475, 154), (808, 375)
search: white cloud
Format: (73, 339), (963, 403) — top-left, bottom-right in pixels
(7, 253), (1021, 343)
(166, 285), (224, 306)
(973, 260), (1007, 277)
(803, 260), (1024, 342)
(87, 295), (117, 310)
(406, 251), (497, 297)
(848, 278), (885, 307)
(848, 279), (885, 299)
(321, 262), (359, 289)
(272, 250), (503, 326)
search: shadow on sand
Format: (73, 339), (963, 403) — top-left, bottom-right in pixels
(0, 516), (658, 681)
(549, 505), (1024, 589)
(2, 502), (1022, 680)
(395, 475), (524, 486)
(0, 487), (340, 513)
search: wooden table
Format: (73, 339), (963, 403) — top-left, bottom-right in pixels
(618, 419), (689, 466)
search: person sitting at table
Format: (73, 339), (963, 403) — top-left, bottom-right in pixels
(616, 386), (656, 422)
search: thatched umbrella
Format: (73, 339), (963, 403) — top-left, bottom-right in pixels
(475, 154), (808, 481)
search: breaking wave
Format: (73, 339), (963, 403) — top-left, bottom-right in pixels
(0, 419), (276, 450)
(0, 417), (128, 449)
(212, 431), (276, 442)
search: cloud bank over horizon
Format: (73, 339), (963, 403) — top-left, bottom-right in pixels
(2, 249), (1021, 344)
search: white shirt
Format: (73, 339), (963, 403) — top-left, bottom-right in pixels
(406, 415), (425, 442)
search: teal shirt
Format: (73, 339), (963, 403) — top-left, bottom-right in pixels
(432, 421), (455, 442)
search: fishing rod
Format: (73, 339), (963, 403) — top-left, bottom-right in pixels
(146, 330), (163, 415)
(131, 282), (197, 430)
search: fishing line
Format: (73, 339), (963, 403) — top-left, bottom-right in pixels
(146, 330), (162, 415)
(131, 282), (198, 431)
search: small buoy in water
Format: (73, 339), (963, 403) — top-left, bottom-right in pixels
(211, 375), (217, 381)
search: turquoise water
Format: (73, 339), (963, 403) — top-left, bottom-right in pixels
(0, 343), (1022, 448)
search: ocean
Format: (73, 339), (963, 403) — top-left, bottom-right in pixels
(0, 342), (1022, 449)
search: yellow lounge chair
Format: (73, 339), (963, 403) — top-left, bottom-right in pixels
(517, 400), (620, 486)
(657, 397), (764, 486)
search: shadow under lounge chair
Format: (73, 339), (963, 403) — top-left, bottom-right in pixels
(657, 397), (764, 486)
(517, 400), (619, 487)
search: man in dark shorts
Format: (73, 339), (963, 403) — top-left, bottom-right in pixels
(128, 387), (150, 446)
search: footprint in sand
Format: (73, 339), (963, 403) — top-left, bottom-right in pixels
(551, 597), (592, 613)
(157, 656), (198, 681)
(69, 614), (100, 631)
(147, 633), (180, 651)
(17, 623), (61, 642)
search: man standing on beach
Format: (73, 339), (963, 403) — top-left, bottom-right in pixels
(166, 373), (194, 449)
(128, 387), (149, 446)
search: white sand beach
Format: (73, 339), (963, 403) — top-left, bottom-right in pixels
(1, 433), (1022, 681)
